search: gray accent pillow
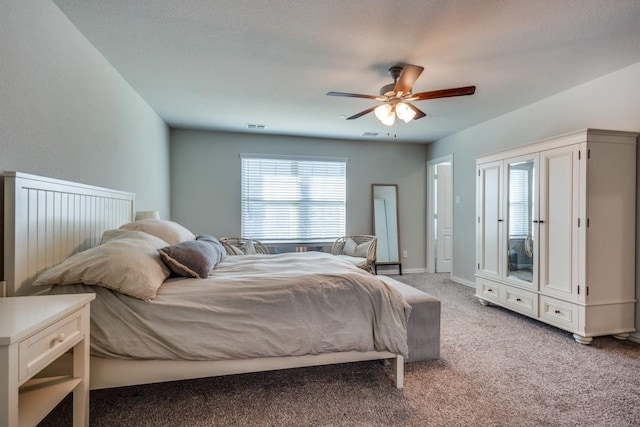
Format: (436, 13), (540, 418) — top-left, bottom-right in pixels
(197, 235), (227, 263)
(158, 235), (226, 278)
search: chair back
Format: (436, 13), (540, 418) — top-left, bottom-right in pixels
(219, 237), (270, 255)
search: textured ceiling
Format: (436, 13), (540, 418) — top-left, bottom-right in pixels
(53, 0), (640, 143)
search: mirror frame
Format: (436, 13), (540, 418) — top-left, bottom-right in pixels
(371, 184), (402, 271)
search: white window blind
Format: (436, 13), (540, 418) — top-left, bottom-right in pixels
(241, 155), (346, 241)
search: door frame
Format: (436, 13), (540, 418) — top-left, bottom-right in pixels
(426, 154), (454, 274)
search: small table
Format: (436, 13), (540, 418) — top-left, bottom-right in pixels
(0, 294), (94, 427)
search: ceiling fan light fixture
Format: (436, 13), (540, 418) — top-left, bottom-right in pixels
(374, 103), (395, 126)
(395, 102), (416, 123)
(327, 64), (475, 125)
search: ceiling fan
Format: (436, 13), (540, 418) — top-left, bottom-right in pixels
(327, 64), (476, 126)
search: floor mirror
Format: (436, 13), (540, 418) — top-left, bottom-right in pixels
(372, 184), (402, 274)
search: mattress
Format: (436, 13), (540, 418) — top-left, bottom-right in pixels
(49, 252), (411, 361)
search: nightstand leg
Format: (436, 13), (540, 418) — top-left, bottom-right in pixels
(72, 306), (90, 427)
(0, 346), (19, 426)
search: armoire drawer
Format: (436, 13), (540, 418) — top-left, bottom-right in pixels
(476, 278), (501, 304)
(539, 295), (578, 332)
(503, 285), (538, 317)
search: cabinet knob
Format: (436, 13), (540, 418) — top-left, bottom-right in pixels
(554, 310), (561, 314)
(54, 333), (66, 343)
(516, 298), (522, 302)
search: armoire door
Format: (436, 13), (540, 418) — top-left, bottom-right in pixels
(477, 161), (503, 280)
(504, 154), (538, 290)
(538, 144), (580, 301)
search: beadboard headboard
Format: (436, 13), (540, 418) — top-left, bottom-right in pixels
(2, 172), (135, 296)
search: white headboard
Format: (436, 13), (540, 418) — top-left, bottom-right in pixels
(2, 172), (135, 296)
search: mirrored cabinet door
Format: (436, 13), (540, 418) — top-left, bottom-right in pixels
(505, 155), (538, 288)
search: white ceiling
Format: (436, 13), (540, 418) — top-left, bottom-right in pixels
(53, 0), (640, 143)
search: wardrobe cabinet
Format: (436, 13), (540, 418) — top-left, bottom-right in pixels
(475, 129), (637, 344)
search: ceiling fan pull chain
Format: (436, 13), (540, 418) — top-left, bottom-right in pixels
(387, 121), (398, 139)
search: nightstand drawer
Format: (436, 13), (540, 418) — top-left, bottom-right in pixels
(18, 309), (83, 384)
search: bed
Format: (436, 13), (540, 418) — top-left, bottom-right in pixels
(1, 172), (440, 390)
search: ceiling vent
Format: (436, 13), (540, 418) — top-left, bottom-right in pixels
(246, 123), (267, 130)
(361, 132), (379, 137)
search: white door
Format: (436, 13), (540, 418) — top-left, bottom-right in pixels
(538, 144), (580, 301)
(477, 161), (503, 280)
(436, 163), (453, 272)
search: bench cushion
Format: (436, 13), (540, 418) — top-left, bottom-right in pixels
(377, 275), (441, 362)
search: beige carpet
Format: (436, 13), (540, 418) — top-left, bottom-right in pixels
(41, 273), (640, 426)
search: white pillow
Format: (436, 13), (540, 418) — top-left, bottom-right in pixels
(241, 238), (257, 255)
(343, 237), (358, 256)
(343, 238), (371, 257)
(353, 241), (372, 257)
(34, 229), (171, 301)
(119, 219), (195, 245)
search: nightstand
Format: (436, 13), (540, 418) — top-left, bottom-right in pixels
(0, 294), (95, 427)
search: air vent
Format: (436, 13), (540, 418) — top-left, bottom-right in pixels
(246, 123), (267, 130)
(361, 132), (379, 137)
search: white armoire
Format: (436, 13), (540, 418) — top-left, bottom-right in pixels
(475, 129), (637, 344)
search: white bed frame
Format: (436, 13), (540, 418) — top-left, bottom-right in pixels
(2, 172), (404, 389)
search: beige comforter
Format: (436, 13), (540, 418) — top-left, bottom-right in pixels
(51, 252), (410, 360)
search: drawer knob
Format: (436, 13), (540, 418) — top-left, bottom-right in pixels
(54, 333), (66, 343)
(516, 298), (522, 302)
(554, 310), (561, 314)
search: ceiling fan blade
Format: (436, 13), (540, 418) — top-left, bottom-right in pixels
(393, 64), (424, 96)
(327, 91), (384, 100)
(408, 86), (476, 101)
(346, 105), (378, 120)
(406, 103), (427, 120)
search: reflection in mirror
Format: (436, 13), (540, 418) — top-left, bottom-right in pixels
(507, 159), (535, 283)
(372, 184), (401, 273)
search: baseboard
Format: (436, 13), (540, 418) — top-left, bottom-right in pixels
(629, 332), (640, 344)
(375, 269), (475, 286)
(402, 268), (427, 274)
(451, 275), (475, 288)
(375, 267), (426, 275)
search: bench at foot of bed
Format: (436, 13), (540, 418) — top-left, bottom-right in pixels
(377, 275), (441, 363)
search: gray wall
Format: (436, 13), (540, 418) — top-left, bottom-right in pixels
(170, 130), (428, 272)
(426, 61), (640, 332)
(0, 1), (170, 216)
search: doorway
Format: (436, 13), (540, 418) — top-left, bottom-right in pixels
(427, 155), (453, 274)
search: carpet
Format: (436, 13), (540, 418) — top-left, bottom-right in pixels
(40, 273), (640, 426)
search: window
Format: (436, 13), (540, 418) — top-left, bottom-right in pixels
(241, 155), (346, 242)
